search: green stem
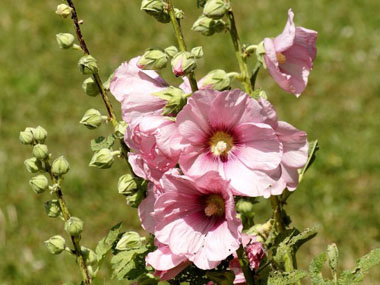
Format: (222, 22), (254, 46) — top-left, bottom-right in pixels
(165, 0), (198, 93)
(270, 196), (285, 233)
(227, 10), (253, 95)
(237, 245), (255, 285)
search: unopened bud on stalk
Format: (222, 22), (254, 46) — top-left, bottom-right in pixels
(82, 77), (99, 97)
(33, 126), (48, 143)
(191, 46), (204, 59)
(51, 156), (70, 176)
(32, 144), (49, 160)
(56, 4), (73, 18)
(19, 128), (34, 145)
(141, 0), (170, 23)
(29, 175), (49, 194)
(118, 174), (138, 195)
(56, 33), (75, 49)
(44, 200), (62, 218)
(116, 231), (143, 251)
(138, 49), (168, 70)
(126, 188), (145, 208)
(192, 15), (225, 36)
(152, 87), (186, 115)
(164, 46), (178, 57)
(203, 0), (229, 19)
(44, 235), (66, 255)
(236, 199), (255, 215)
(202, 69), (231, 91)
(80, 109), (106, 130)
(78, 55), (98, 75)
(89, 148), (119, 169)
(171, 51), (197, 77)
(65, 216), (84, 237)
(114, 121), (127, 139)
(81, 247), (97, 266)
(174, 8), (184, 19)
(24, 157), (43, 173)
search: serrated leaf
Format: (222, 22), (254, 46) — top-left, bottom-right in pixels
(111, 247), (148, 280)
(327, 243), (339, 277)
(90, 135), (115, 151)
(206, 270), (235, 285)
(309, 252), (327, 284)
(268, 270), (307, 285)
(299, 140), (319, 182)
(95, 222), (122, 263)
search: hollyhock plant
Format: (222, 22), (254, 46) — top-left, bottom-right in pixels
(152, 171), (242, 270)
(263, 9), (317, 96)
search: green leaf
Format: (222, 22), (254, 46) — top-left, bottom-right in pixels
(111, 246), (148, 280)
(268, 270), (307, 285)
(206, 270), (235, 285)
(95, 222), (122, 264)
(90, 135), (115, 152)
(309, 252), (327, 284)
(327, 243), (339, 278)
(299, 140), (319, 182)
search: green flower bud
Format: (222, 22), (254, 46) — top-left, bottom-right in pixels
(203, 0), (229, 19)
(118, 173), (138, 195)
(56, 33), (75, 49)
(29, 175), (49, 194)
(138, 49), (168, 70)
(236, 199), (255, 216)
(152, 87), (186, 115)
(171, 51), (197, 77)
(141, 0), (164, 15)
(44, 235), (66, 255)
(89, 148), (119, 169)
(51, 156), (70, 176)
(32, 144), (49, 160)
(116, 231), (143, 251)
(164, 46), (178, 57)
(174, 8), (184, 19)
(114, 121), (127, 140)
(65, 216), (83, 237)
(191, 46), (204, 59)
(81, 246), (97, 266)
(56, 4), (73, 18)
(78, 55), (98, 75)
(126, 187), (145, 208)
(255, 41), (266, 68)
(82, 77), (99, 97)
(33, 126), (48, 143)
(80, 109), (105, 130)
(202, 69), (231, 91)
(24, 157), (43, 173)
(19, 128), (34, 145)
(44, 200), (61, 218)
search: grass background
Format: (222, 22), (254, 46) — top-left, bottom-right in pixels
(1, 0), (380, 283)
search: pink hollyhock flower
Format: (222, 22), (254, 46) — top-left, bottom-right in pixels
(152, 171), (242, 270)
(110, 56), (168, 124)
(264, 9), (317, 97)
(176, 89), (285, 197)
(125, 115), (182, 185)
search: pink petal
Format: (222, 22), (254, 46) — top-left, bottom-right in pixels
(273, 9), (296, 52)
(295, 27), (318, 61)
(146, 243), (188, 271)
(138, 183), (157, 234)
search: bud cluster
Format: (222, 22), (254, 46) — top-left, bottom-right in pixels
(192, 0), (228, 36)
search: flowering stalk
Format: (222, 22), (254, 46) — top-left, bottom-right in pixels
(270, 196), (285, 233)
(164, 0), (198, 92)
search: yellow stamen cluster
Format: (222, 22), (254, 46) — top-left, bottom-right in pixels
(204, 194), (225, 217)
(276, 52), (287, 64)
(209, 131), (234, 156)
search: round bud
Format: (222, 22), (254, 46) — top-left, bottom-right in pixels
(56, 33), (75, 49)
(78, 55), (98, 75)
(44, 200), (62, 218)
(56, 4), (73, 18)
(137, 49), (168, 70)
(202, 69), (231, 91)
(29, 175), (49, 194)
(126, 188), (144, 208)
(33, 126), (48, 143)
(171, 51), (197, 77)
(24, 157), (43, 173)
(203, 0), (229, 19)
(152, 87), (186, 115)
(118, 174), (138, 195)
(82, 77), (99, 97)
(89, 148), (116, 169)
(44, 235), (66, 255)
(80, 109), (104, 129)
(164, 46), (178, 57)
(65, 216), (84, 237)
(116, 231), (143, 251)
(19, 127), (34, 145)
(114, 121), (127, 139)
(32, 144), (49, 160)
(51, 156), (70, 176)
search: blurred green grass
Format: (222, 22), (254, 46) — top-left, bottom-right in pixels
(1, 0), (380, 283)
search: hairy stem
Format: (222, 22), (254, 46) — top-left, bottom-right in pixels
(237, 245), (255, 285)
(165, 0), (198, 93)
(227, 10), (253, 95)
(270, 196), (285, 233)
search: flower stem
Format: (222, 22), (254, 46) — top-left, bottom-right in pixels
(237, 245), (255, 285)
(227, 10), (253, 95)
(165, 0), (198, 93)
(270, 196), (285, 233)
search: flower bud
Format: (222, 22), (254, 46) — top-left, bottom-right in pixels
(114, 121), (127, 139)
(236, 199), (255, 216)
(24, 157), (43, 173)
(29, 175), (49, 194)
(174, 8), (184, 19)
(51, 156), (70, 176)
(82, 77), (99, 97)
(191, 46), (204, 59)
(171, 51), (197, 77)
(203, 0), (229, 19)
(126, 188), (144, 208)
(44, 200), (62, 218)
(152, 87), (186, 115)
(140, 0), (170, 23)
(81, 247), (97, 266)
(89, 148), (118, 169)
(164, 46), (178, 57)
(32, 144), (49, 160)
(56, 33), (75, 49)
(44, 235), (66, 255)
(118, 174), (138, 195)
(56, 4), (73, 18)
(202, 69), (231, 91)
(78, 55), (98, 75)
(138, 49), (168, 70)
(116, 231), (143, 251)
(65, 216), (84, 237)
(80, 109), (105, 130)
(192, 15), (225, 36)
(19, 128), (34, 145)
(33, 126), (48, 143)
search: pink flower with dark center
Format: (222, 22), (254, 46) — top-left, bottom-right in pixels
(264, 9), (317, 96)
(176, 89), (284, 197)
(152, 171), (242, 270)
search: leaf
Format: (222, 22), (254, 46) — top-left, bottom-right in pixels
(299, 140), (319, 182)
(90, 135), (115, 152)
(206, 271), (235, 285)
(327, 243), (339, 277)
(309, 252), (327, 284)
(268, 270), (307, 285)
(111, 246), (148, 280)
(95, 222), (122, 264)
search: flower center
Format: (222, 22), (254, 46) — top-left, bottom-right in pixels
(276, 52), (287, 64)
(204, 194), (225, 217)
(209, 131), (234, 156)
